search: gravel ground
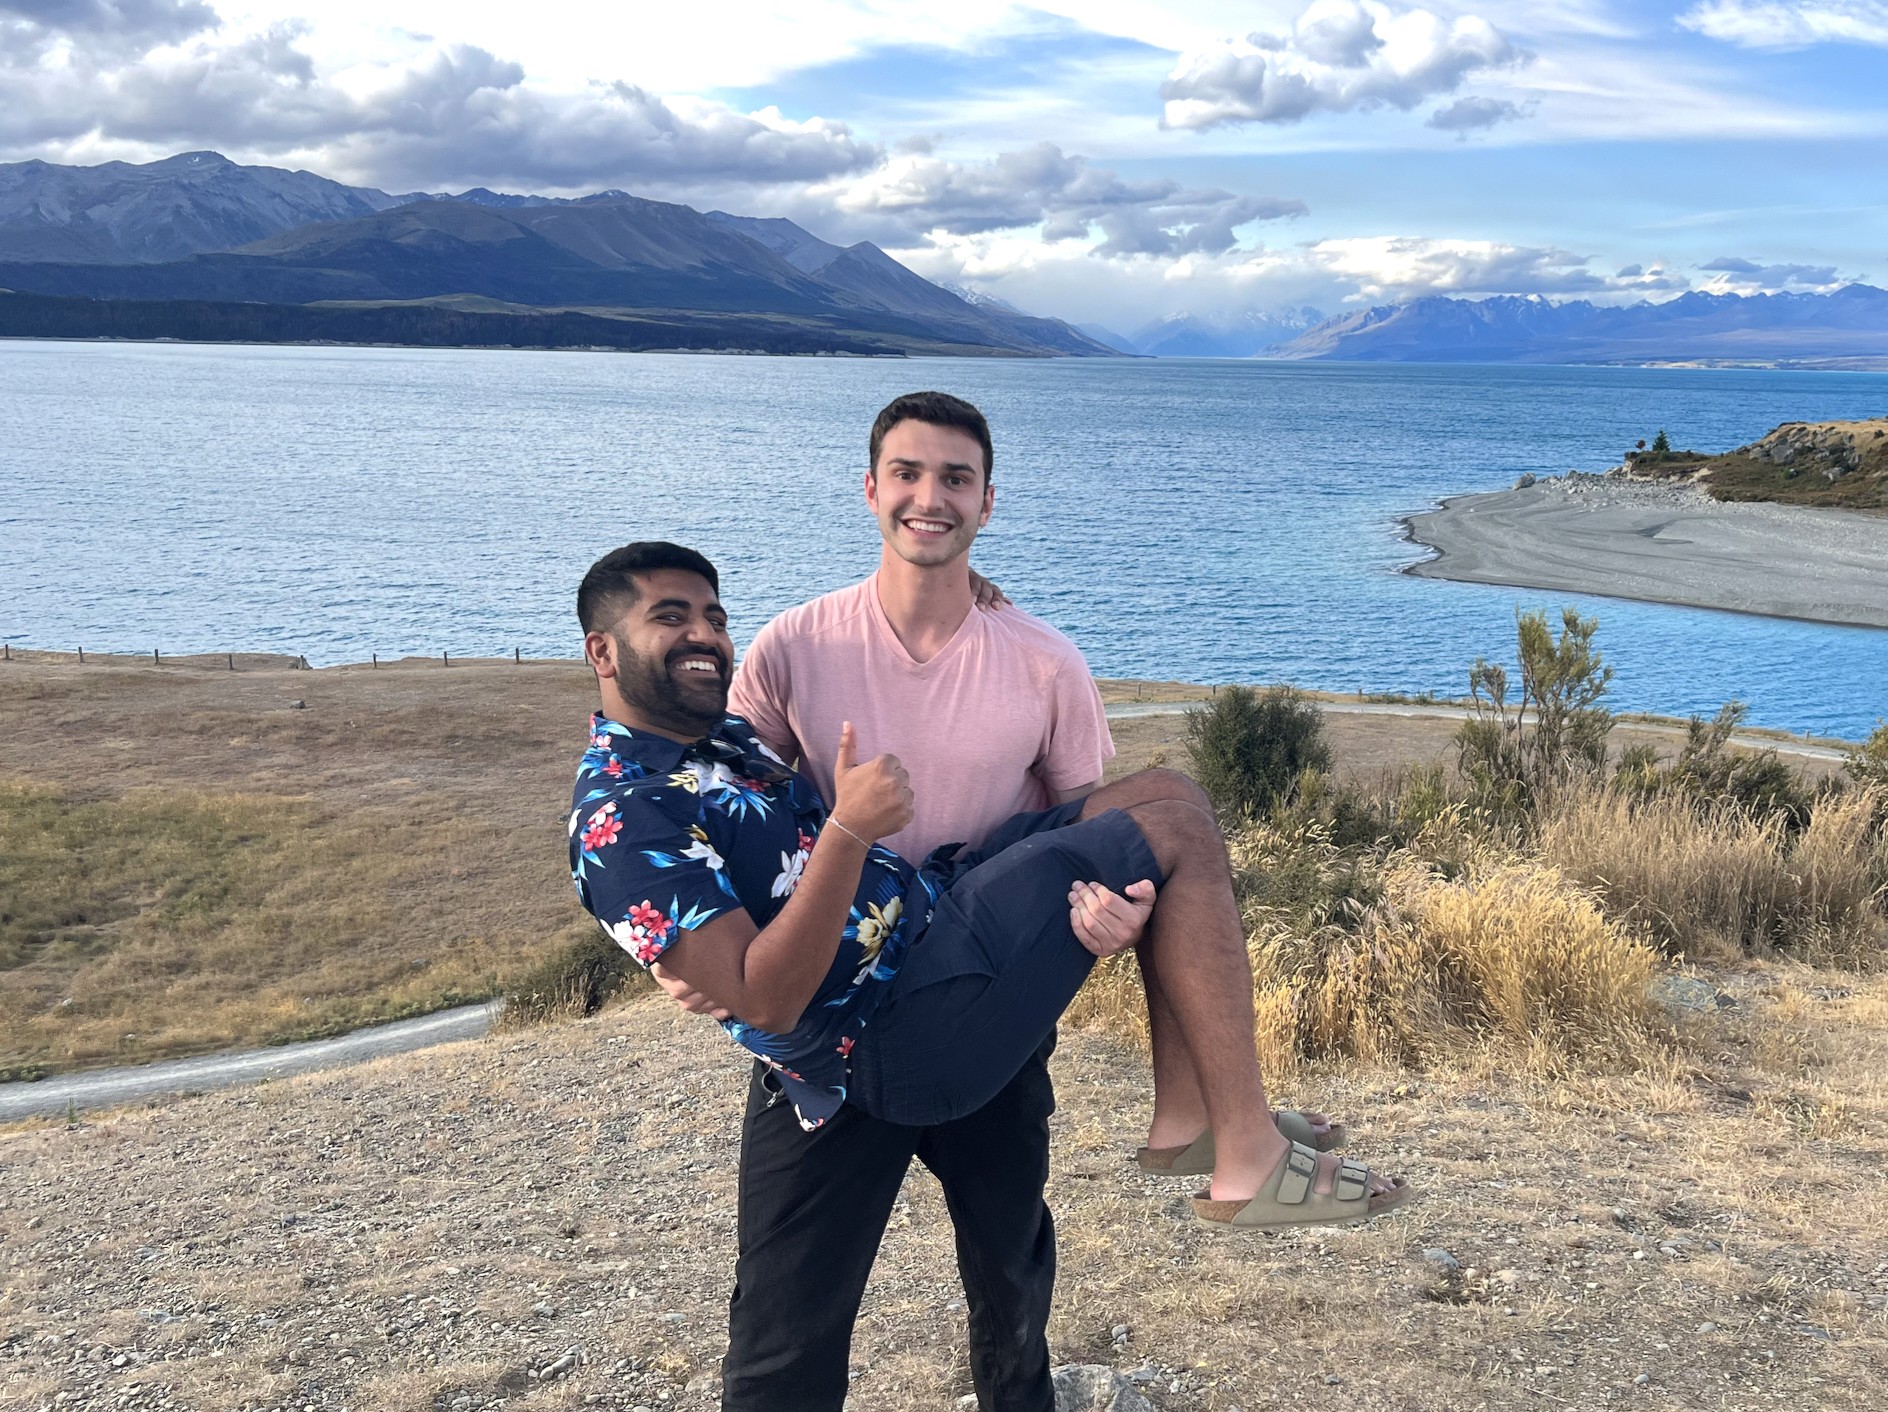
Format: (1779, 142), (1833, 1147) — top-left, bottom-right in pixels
(5, 971), (1887, 1412)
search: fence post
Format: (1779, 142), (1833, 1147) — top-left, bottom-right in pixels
(153, 648), (160, 666)
(514, 646), (521, 664)
(227, 654), (234, 671)
(78, 646), (84, 664)
(443, 651), (450, 667)
(372, 653), (378, 669)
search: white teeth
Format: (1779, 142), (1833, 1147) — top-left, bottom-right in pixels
(678, 660), (718, 673)
(906, 519), (951, 533)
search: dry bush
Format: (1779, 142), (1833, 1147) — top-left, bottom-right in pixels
(1266, 856), (1664, 1077)
(1066, 819), (1667, 1087)
(1538, 783), (1887, 963)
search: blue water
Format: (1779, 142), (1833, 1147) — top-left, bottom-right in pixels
(4, 340), (1886, 737)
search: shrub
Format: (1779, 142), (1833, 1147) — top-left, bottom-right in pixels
(1185, 684), (1331, 819)
(1457, 607), (1613, 813)
(502, 930), (648, 1025)
(1651, 428), (1672, 456)
(1664, 702), (1812, 826)
(1847, 720), (1888, 790)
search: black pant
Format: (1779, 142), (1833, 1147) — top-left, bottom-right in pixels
(721, 1038), (1059, 1412)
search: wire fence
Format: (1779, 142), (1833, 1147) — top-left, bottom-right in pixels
(0, 643), (580, 670)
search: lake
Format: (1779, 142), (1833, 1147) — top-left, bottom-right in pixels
(4, 339), (1886, 737)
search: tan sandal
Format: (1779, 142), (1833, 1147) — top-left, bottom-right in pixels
(1190, 1140), (1414, 1230)
(1136, 1110), (1347, 1176)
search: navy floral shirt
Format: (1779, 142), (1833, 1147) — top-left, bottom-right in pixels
(569, 713), (938, 1129)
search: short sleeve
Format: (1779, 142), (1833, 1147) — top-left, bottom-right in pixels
(1038, 651), (1115, 791)
(570, 783), (740, 966)
(729, 618), (805, 767)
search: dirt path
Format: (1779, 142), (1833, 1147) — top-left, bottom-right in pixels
(0, 1004), (498, 1121)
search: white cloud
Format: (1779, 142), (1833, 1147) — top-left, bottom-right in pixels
(0, 7), (880, 191)
(1426, 94), (1528, 133)
(0, 0), (215, 51)
(1678, 1), (1888, 48)
(1160, 0), (1526, 129)
(1698, 256), (1852, 291)
(791, 141), (1305, 255)
(891, 225), (1700, 332)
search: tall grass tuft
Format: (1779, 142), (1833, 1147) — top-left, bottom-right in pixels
(501, 931), (648, 1025)
(1537, 784), (1887, 963)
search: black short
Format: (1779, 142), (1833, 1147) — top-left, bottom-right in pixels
(848, 800), (1163, 1126)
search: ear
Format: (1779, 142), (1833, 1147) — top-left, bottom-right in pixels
(583, 629), (619, 680)
(863, 466), (880, 514)
(978, 480), (995, 528)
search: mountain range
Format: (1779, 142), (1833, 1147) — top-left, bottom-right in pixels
(0, 152), (1114, 357)
(2, 152), (1883, 365)
(1266, 289), (1888, 366)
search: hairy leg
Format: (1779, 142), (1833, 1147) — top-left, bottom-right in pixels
(1079, 773), (1376, 1200)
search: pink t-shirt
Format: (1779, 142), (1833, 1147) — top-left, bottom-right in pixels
(728, 575), (1114, 860)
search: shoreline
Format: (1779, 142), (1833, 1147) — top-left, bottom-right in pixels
(1401, 475), (1888, 630)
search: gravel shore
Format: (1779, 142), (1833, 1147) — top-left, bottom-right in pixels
(1402, 476), (1888, 628)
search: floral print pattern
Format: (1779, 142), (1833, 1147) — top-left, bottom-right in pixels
(569, 713), (937, 1129)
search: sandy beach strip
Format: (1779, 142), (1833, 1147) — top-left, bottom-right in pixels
(1402, 475), (1888, 629)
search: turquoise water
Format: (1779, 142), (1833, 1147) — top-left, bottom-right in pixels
(4, 339), (1886, 737)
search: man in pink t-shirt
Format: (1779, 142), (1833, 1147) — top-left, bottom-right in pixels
(675, 393), (1137, 1412)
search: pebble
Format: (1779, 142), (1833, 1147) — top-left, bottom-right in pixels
(1634, 1373), (1650, 1386)
(1420, 1247), (1461, 1273)
(1697, 1321), (1718, 1334)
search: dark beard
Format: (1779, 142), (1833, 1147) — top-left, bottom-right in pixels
(613, 633), (729, 736)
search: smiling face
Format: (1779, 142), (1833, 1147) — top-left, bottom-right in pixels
(583, 568), (733, 740)
(865, 418), (994, 569)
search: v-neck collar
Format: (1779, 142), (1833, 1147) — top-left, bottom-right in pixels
(864, 570), (983, 673)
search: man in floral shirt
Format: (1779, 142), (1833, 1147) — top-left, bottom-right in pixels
(572, 706), (937, 1130)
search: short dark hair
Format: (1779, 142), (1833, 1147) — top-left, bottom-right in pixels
(577, 542), (721, 634)
(868, 391), (994, 484)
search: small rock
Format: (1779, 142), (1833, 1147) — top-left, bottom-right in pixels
(533, 1303), (554, 1318)
(1052, 1364), (1156, 1412)
(1514, 473), (1537, 489)
(288, 699), (306, 710)
(1652, 974), (1734, 1016)
(1697, 1322), (1718, 1334)
(683, 1373), (720, 1396)
(957, 1397), (979, 1411)
(1633, 1372), (1650, 1387)
(1324, 1374), (1341, 1385)
(1420, 1247), (1461, 1273)
(1128, 1362), (1159, 1384)
(1110, 1323), (1131, 1346)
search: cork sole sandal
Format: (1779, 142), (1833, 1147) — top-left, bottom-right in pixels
(1136, 1110), (1348, 1177)
(1190, 1140), (1415, 1231)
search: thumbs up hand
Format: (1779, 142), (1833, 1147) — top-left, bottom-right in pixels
(829, 721), (913, 845)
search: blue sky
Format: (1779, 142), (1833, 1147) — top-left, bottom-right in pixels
(2, 1), (1884, 329)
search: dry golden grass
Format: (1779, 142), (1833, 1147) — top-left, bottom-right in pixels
(1068, 819), (1669, 1089)
(1538, 783), (1888, 963)
(0, 778), (591, 1078)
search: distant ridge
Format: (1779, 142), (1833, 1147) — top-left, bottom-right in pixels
(0, 152), (1117, 358)
(1269, 289), (1888, 366)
